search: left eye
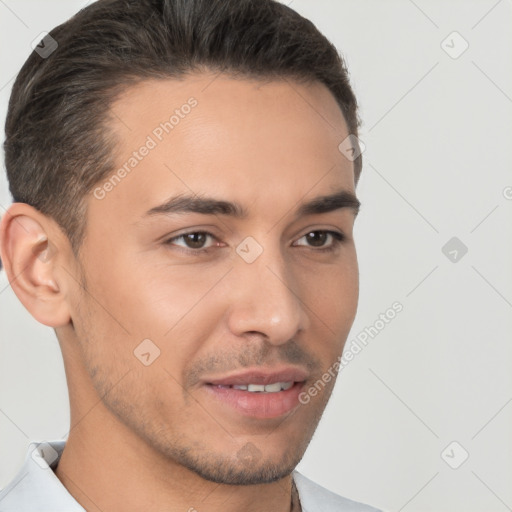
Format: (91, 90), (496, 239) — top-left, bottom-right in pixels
(294, 230), (345, 249)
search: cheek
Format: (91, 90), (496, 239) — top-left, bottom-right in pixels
(73, 256), (229, 381)
(332, 259), (359, 321)
(298, 255), (359, 367)
(302, 255), (358, 323)
(130, 262), (232, 340)
(78, 248), (210, 336)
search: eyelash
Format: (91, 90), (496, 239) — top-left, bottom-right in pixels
(164, 230), (346, 255)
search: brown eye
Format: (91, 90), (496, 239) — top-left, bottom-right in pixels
(305, 231), (328, 247)
(294, 230), (345, 250)
(182, 232), (208, 249)
(165, 231), (216, 251)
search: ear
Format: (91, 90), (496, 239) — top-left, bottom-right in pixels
(0, 203), (73, 327)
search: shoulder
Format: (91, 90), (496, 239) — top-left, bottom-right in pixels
(292, 471), (383, 512)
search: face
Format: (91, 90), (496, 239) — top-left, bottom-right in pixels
(67, 74), (359, 485)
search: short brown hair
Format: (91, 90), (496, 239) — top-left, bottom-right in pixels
(4, 0), (362, 255)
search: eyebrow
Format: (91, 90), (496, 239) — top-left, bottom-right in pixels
(144, 190), (360, 219)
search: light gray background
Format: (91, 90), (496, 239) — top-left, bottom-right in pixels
(1, 1), (511, 511)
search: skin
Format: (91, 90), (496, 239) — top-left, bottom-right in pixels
(0, 73), (359, 512)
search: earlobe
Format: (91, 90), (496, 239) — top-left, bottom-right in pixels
(0, 203), (72, 327)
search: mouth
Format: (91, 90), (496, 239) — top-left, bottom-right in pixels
(201, 367), (308, 419)
(212, 381), (295, 392)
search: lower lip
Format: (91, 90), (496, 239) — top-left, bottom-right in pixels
(203, 383), (304, 419)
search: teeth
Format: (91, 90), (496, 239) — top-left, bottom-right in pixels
(231, 382), (294, 393)
(247, 384), (266, 392)
(262, 382), (282, 393)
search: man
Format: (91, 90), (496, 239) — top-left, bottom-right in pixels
(0, 0), (381, 510)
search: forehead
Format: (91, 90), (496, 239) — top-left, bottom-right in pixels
(91, 73), (355, 223)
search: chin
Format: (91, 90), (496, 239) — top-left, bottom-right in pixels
(185, 455), (300, 486)
(168, 440), (307, 486)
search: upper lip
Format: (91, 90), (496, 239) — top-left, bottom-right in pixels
(204, 366), (309, 386)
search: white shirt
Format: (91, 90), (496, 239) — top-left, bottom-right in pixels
(0, 440), (381, 511)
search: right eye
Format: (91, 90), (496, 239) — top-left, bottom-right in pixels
(164, 231), (221, 253)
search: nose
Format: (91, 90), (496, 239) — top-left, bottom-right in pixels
(225, 245), (310, 345)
